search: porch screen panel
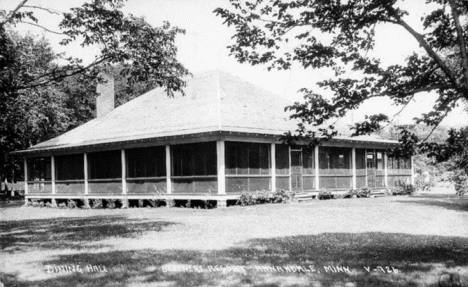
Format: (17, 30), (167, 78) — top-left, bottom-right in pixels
(355, 149), (367, 188)
(27, 157), (52, 193)
(171, 142), (217, 193)
(225, 142), (271, 192)
(319, 147), (352, 189)
(387, 156), (412, 186)
(126, 146), (166, 194)
(275, 144), (290, 190)
(375, 150), (385, 187)
(88, 150), (121, 194)
(302, 147), (315, 190)
(55, 154), (85, 194)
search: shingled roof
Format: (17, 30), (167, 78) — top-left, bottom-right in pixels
(23, 70), (396, 152)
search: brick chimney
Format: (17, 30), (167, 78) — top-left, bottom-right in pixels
(96, 71), (115, 118)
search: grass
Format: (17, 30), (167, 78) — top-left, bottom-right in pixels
(1, 194), (467, 287)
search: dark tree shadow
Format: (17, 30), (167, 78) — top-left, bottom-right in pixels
(2, 232), (467, 287)
(397, 198), (468, 212)
(0, 216), (176, 251)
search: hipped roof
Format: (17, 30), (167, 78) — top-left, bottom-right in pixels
(20, 70), (397, 154)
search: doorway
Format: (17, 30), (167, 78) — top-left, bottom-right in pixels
(291, 149), (303, 192)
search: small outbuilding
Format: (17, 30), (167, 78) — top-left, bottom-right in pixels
(14, 71), (413, 207)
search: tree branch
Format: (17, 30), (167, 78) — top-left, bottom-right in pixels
(16, 56), (110, 90)
(21, 21), (63, 35)
(22, 5), (62, 15)
(396, 18), (459, 88)
(380, 84), (451, 97)
(0, 0), (29, 28)
(448, 0), (468, 90)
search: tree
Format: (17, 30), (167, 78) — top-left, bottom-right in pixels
(214, 0), (468, 179)
(1, 0), (189, 95)
(0, 32), (71, 183)
(215, 0), (467, 130)
(0, 0), (190, 184)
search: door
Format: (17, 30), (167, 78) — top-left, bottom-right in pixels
(366, 151), (376, 188)
(291, 150), (303, 192)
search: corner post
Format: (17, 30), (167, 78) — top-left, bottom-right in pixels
(314, 145), (320, 190)
(288, 145), (292, 191)
(24, 158), (28, 205)
(410, 155), (415, 186)
(51, 156), (56, 194)
(51, 155), (57, 207)
(121, 149), (126, 194)
(384, 152), (389, 187)
(121, 149), (128, 208)
(271, 143), (276, 193)
(84, 153), (89, 195)
(352, 148), (356, 190)
(166, 145), (172, 194)
(217, 140), (226, 195)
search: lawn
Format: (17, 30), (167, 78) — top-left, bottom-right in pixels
(1, 194), (467, 287)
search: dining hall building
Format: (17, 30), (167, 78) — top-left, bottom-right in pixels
(14, 71), (413, 207)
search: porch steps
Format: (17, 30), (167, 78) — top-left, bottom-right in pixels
(369, 190), (387, 198)
(295, 193), (319, 202)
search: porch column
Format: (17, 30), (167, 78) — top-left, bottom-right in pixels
(314, 145), (320, 190)
(271, 143), (276, 192)
(121, 149), (126, 194)
(84, 153), (89, 195)
(351, 148), (356, 190)
(24, 158), (28, 205)
(51, 156), (56, 194)
(410, 155), (415, 185)
(384, 152), (389, 187)
(365, 149), (368, 186)
(217, 140), (226, 195)
(165, 145), (172, 194)
(288, 146), (292, 191)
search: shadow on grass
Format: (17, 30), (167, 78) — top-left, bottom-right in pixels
(397, 198), (468, 212)
(3, 232), (468, 287)
(0, 216), (175, 251)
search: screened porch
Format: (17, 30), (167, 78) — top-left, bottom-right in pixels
(23, 140), (413, 197)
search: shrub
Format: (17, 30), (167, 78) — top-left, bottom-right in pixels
(107, 198), (117, 209)
(237, 192), (256, 206)
(272, 189), (290, 203)
(167, 199), (175, 208)
(253, 191), (269, 204)
(450, 169), (468, 196)
(391, 184), (415, 196)
(67, 199), (78, 209)
(318, 189), (332, 200)
(91, 199), (103, 209)
(357, 187), (371, 198)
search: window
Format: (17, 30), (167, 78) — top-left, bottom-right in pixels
(319, 147), (351, 170)
(172, 142), (217, 176)
(55, 154), (84, 180)
(88, 150), (121, 179)
(355, 149), (366, 169)
(302, 147), (314, 174)
(225, 142), (270, 175)
(275, 144), (289, 175)
(376, 151), (384, 170)
(27, 157), (51, 181)
(126, 146), (166, 178)
(387, 156), (411, 169)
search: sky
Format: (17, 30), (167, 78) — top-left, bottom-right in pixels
(2, 0), (468, 129)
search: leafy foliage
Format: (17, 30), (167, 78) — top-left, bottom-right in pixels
(215, 0), (468, 170)
(0, 0), (190, 182)
(450, 169), (468, 196)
